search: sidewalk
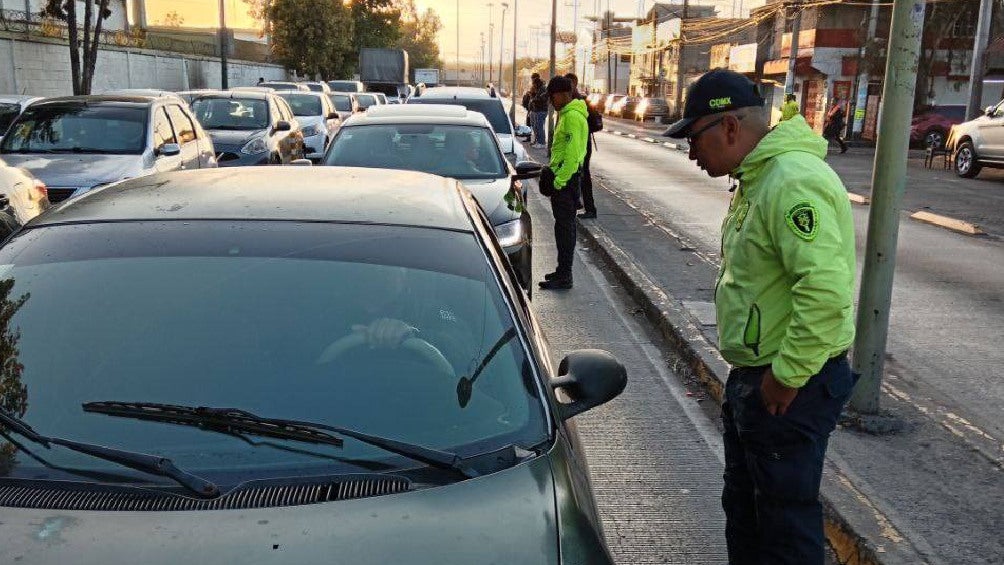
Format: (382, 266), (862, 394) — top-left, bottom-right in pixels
(523, 141), (1004, 564)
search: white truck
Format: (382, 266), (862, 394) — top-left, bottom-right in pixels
(414, 68), (440, 88)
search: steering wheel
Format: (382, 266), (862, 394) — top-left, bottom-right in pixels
(315, 333), (456, 379)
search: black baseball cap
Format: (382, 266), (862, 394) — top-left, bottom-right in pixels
(546, 76), (573, 95)
(663, 68), (765, 138)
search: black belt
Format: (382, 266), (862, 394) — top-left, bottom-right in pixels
(732, 351), (847, 375)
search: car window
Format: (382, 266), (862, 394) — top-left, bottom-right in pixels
(277, 93), (322, 117)
(191, 98), (269, 130)
(152, 107), (176, 150)
(165, 105), (197, 143)
(326, 124), (508, 179)
(328, 81), (360, 92)
(0, 104), (148, 155)
(356, 94), (378, 109)
(329, 94), (353, 112)
(275, 98), (295, 123)
(0, 220), (547, 485)
(410, 98), (513, 135)
(0, 103), (21, 134)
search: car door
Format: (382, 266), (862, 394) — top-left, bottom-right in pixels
(163, 104), (202, 170)
(151, 107), (183, 173)
(977, 100), (1004, 159)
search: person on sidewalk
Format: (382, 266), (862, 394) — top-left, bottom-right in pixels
(780, 93), (800, 121)
(539, 76), (589, 291)
(824, 96), (849, 153)
(566, 73), (600, 219)
(663, 68), (858, 565)
(528, 75), (549, 148)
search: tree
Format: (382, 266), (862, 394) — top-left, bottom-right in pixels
(352, 0), (401, 52)
(393, 0), (443, 77)
(41, 0), (113, 95)
(915, 0), (978, 110)
(160, 10), (185, 28)
(256, 0), (355, 79)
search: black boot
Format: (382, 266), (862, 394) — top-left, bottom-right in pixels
(539, 275), (572, 290)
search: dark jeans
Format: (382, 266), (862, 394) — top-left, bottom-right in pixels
(581, 138), (595, 214)
(550, 173), (581, 277)
(721, 355), (857, 565)
(531, 111), (547, 145)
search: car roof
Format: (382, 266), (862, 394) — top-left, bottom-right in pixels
(201, 90), (271, 101)
(28, 95), (156, 107)
(0, 95), (44, 104)
(33, 167), (473, 232)
(275, 90), (327, 99)
(101, 89), (184, 100)
(415, 87), (495, 100)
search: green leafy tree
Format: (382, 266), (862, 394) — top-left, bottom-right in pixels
(41, 0), (113, 95)
(394, 0), (443, 78)
(256, 0), (355, 79)
(352, 0), (402, 53)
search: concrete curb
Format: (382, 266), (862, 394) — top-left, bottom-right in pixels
(576, 218), (895, 565)
(847, 192), (871, 205)
(910, 210), (985, 235)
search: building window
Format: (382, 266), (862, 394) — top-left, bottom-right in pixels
(950, 12), (976, 37)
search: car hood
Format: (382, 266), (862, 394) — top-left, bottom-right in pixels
(0, 153), (145, 189)
(462, 177), (520, 224)
(0, 458), (558, 565)
(207, 129), (265, 147)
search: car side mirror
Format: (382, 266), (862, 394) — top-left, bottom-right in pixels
(515, 124), (532, 141)
(274, 120), (292, 132)
(513, 160), (542, 180)
(158, 143), (181, 157)
(551, 349), (626, 420)
(327, 112), (339, 120)
(985, 106), (996, 117)
(290, 158), (313, 166)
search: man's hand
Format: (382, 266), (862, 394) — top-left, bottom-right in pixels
(352, 318), (417, 349)
(760, 368), (799, 416)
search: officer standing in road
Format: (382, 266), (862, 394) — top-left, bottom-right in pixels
(565, 73), (599, 219)
(664, 68), (858, 565)
(539, 75), (589, 291)
(780, 93), (800, 121)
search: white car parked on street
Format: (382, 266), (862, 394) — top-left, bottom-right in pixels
(948, 99), (1004, 178)
(276, 91), (342, 162)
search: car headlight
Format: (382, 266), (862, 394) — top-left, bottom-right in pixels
(240, 136), (268, 155)
(495, 218), (524, 247)
(301, 125), (321, 137)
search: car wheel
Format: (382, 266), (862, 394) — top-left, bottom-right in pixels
(923, 128), (946, 149)
(955, 141), (982, 178)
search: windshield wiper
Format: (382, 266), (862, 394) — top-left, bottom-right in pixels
(0, 409), (220, 498)
(82, 402), (479, 479)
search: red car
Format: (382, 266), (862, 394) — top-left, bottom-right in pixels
(911, 105), (966, 149)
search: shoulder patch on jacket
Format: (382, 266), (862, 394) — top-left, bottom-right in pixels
(785, 202), (818, 241)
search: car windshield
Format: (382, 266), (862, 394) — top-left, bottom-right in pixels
(328, 81), (359, 92)
(356, 94), (378, 109)
(262, 82), (300, 90)
(278, 93), (322, 116)
(329, 94), (352, 112)
(191, 97), (269, 130)
(0, 103), (20, 134)
(410, 98), (513, 135)
(0, 104), (147, 154)
(325, 124), (508, 179)
(0, 221), (546, 487)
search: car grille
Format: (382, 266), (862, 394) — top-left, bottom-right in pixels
(0, 475), (411, 511)
(45, 187), (78, 203)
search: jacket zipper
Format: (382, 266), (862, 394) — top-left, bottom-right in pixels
(743, 303), (761, 357)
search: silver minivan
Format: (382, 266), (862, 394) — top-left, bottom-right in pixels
(0, 95), (216, 202)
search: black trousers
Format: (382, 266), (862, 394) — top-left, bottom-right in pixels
(721, 355), (857, 565)
(550, 173), (581, 277)
(580, 138), (596, 214)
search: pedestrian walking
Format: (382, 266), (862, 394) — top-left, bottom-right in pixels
(565, 73), (602, 219)
(663, 68), (858, 565)
(823, 96), (848, 153)
(528, 76), (549, 148)
(780, 93), (800, 121)
(538, 76), (589, 291)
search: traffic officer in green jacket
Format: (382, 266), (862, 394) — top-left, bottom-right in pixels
(539, 75), (589, 290)
(664, 68), (858, 565)
(780, 93), (800, 121)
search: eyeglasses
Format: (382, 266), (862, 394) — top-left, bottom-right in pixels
(686, 114), (744, 146)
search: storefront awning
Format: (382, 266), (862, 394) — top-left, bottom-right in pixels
(763, 57), (818, 77)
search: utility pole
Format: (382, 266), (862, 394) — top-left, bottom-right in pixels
(480, 32), (486, 84)
(784, 1), (802, 95)
(457, 0), (461, 86)
(499, 3), (509, 92)
(218, 0), (228, 89)
(510, 0), (519, 123)
(487, 3), (495, 85)
(850, 0), (927, 414)
(851, 0), (880, 136)
(606, 9), (612, 93)
(673, 0), (689, 117)
(965, 0), (993, 120)
(548, 0), (557, 148)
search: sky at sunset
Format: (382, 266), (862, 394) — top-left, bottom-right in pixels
(143, 0), (765, 62)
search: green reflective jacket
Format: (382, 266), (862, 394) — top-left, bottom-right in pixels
(549, 98), (589, 189)
(716, 115), (856, 388)
(780, 100), (800, 121)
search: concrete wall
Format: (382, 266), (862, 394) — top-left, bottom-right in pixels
(0, 35), (287, 96)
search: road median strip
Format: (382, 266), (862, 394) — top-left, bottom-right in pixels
(576, 216), (907, 565)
